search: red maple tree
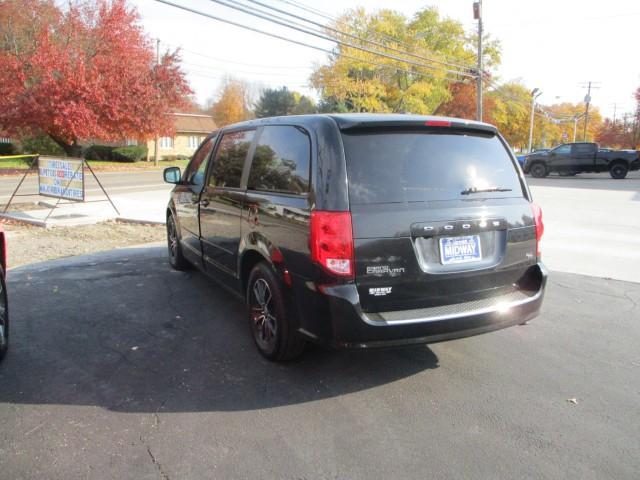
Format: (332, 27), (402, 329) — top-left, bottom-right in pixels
(0, 0), (191, 155)
(595, 86), (640, 149)
(435, 81), (497, 124)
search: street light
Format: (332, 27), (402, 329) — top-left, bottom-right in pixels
(528, 88), (542, 153)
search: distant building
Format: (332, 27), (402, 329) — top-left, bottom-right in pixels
(145, 113), (217, 161)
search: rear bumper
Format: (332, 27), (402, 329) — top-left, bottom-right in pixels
(294, 263), (547, 349)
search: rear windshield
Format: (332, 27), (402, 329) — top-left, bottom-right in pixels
(342, 130), (523, 204)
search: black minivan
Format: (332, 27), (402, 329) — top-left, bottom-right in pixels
(163, 114), (547, 361)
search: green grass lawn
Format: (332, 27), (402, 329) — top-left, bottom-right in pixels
(0, 157), (36, 169)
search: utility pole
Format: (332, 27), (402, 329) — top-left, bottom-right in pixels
(578, 81), (600, 142)
(573, 115), (579, 142)
(528, 88), (541, 153)
(474, 1), (483, 122)
(612, 103), (618, 125)
(583, 81), (592, 141)
(153, 38), (160, 167)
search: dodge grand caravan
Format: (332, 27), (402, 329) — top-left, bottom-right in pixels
(163, 114), (547, 361)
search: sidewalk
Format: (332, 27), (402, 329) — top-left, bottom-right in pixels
(0, 187), (172, 227)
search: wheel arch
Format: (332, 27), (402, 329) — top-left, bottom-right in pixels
(609, 158), (629, 167)
(240, 249), (271, 294)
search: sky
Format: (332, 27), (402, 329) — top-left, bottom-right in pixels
(130, 0), (640, 120)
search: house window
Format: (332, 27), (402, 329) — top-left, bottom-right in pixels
(188, 136), (200, 150)
(0, 137), (10, 144)
(159, 137), (173, 149)
(126, 139), (137, 146)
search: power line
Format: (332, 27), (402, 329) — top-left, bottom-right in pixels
(181, 60), (312, 77)
(272, 0), (478, 71)
(204, 0), (475, 78)
(241, 0), (476, 74)
(164, 43), (313, 70)
(152, 0), (472, 86)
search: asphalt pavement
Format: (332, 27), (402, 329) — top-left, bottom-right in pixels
(1, 246), (639, 479)
(1, 169), (639, 479)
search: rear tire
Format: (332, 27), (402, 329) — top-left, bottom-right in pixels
(167, 213), (190, 270)
(247, 262), (305, 361)
(530, 163), (548, 178)
(0, 268), (9, 362)
(609, 162), (628, 179)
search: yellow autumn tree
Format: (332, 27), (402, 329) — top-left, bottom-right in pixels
(210, 78), (253, 127)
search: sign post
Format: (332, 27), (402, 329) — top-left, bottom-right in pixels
(2, 155), (120, 218)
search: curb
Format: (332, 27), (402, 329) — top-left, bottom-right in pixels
(116, 217), (166, 226)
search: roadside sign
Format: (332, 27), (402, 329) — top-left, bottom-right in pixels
(38, 156), (84, 201)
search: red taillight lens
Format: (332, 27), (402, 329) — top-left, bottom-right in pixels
(310, 211), (354, 277)
(531, 203), (544, 258)
(425, 120), (451, 127)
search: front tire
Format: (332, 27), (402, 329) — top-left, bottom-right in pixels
(167, 213), (190, 270)
(530, 163), (548, 178)
(0, 269), (9, 362)
(247, 262), (305, 361)
(609, 163), (628, 179)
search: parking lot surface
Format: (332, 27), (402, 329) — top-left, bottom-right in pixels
(529, 171), (640, 283)
(1, 246), (639, 479)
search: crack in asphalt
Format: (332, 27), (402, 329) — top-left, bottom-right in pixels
(144, 438), (170, 480)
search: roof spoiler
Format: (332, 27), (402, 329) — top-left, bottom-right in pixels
(336, 119), (498, 134)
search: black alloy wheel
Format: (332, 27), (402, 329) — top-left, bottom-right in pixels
(250, 277), (278, 354)
(609, 163), (628, 179)
(246, 263), (305, 361)
(167, 214), (189, 270)
(0, 270), (8, 362)
(530, 163), (547, 178)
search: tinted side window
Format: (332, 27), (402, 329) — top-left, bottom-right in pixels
(571, 144), (595, 155)
(554, 145), (571, 154)
(209, 130), (255, 188)
(248, 126), (311, 194)
(184, 135), (216, 186)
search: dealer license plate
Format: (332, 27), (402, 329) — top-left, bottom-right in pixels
(439, 235), (482, 265)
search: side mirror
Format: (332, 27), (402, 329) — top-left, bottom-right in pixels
(163, 166), (181, 184)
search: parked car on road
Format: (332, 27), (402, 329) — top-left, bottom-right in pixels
(163, 114), (547, 361)
(0, 226), (8, 362)
(523, 142), (640, 179)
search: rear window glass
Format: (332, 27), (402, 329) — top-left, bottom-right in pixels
(342, 130), (523, 204)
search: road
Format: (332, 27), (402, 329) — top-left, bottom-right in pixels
(1, 246), (638, 479)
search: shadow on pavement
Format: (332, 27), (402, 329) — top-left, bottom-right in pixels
(0, 246), (439, 413)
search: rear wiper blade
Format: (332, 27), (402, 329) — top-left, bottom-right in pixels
(460, 187), (512, 195)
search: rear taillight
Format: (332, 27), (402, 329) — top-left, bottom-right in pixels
(310, 211), (354, 278)
(531, 203), (544, 258)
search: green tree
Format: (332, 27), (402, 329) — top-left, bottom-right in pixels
(291, 93), (317, 115)
(255, 87), (297, 118)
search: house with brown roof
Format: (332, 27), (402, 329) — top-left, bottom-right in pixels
(146, 113), (217, 161)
